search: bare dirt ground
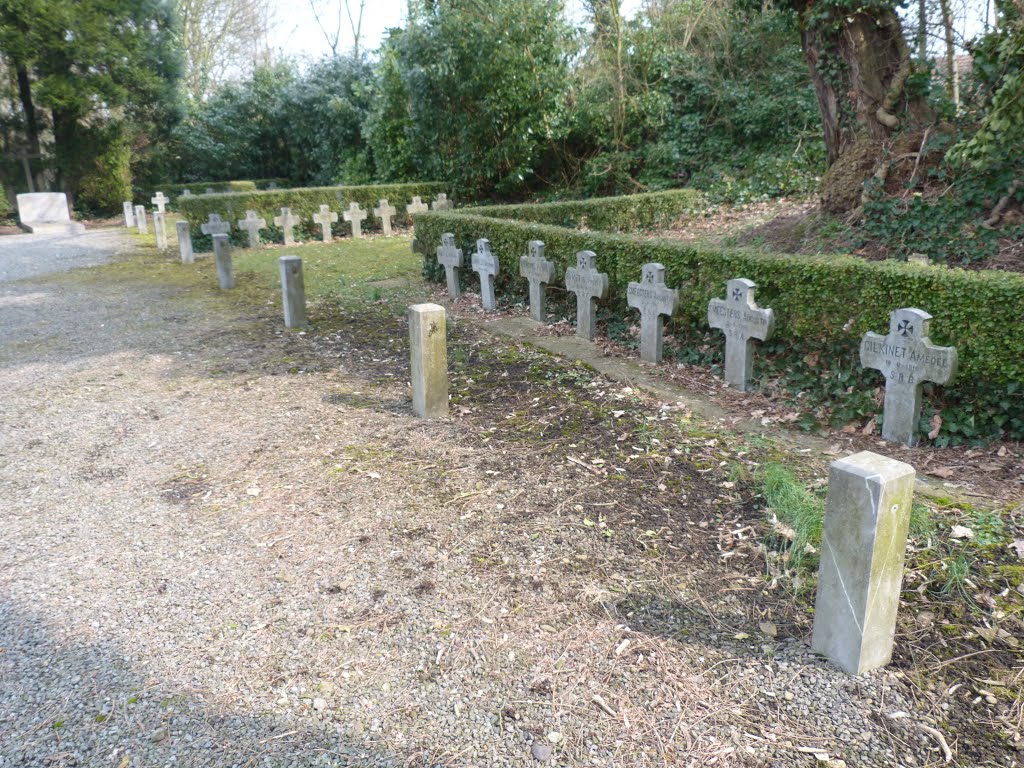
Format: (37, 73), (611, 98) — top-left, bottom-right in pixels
(1, 232), (1021, 768)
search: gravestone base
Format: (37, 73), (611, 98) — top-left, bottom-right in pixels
(23, 221), (86, 236)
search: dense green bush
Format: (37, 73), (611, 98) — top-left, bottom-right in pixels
(416, 199), (1024, 444)
(140, 179), (287, 206)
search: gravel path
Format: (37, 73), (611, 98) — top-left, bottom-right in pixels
(0, 232), (1005, 768)
(0, 229), (129, 282)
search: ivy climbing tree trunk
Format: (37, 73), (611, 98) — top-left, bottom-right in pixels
(790, 0), (929, 213)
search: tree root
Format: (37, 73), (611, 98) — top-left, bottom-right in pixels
(984, 179), (1022, 228)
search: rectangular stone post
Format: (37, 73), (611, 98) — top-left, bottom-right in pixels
(408, 303), (448, 419)
(213, 233), (234, 290)
(176, 221), (194, 264)
(812, 451), (916, 675)
(123, 201), (135, 228)
(135, 205), (147, 235)
(279, 256), (307, 328)
(154, 211), (167, 249)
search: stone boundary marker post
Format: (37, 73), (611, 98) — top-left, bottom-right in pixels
(279, 256), (307, 328)
(471, 238), (499, 311)
(123, 201), (135, 228)
(812, 451), (916, 675)
(564, 250), (608, 341)
(135, 205), (147, 235)
(154, 211), (167, 249)
(627, 263), (678, 364)
(409, 303), (448, 419)
(707, 278), (775, 391)
(177, 221), (193, 264)
(213, 234), (234, 289)
(519, 240), (555, 322)
(437, 233), (464, 298)
(860, 307), (958, 447)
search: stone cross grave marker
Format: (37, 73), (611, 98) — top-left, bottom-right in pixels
(274, 207), (299, 246)
(205, 187), (215, 195)
(436, 233), (464, 298)
(176, 221), (193, 264)
(279, 256), (307, 328)
(860, 307), (958, 446)
(564, 250), (608, 340)
(200, 213), (230, 237)
(213, 234), (234, 289)
(237, 210), (267, 248)
(812, 451), (916, 675)
(519, 240), (555, 322)
(627, 263), (679, 364)
(312, 204), (338, 242)
(707, 278), (776, 391)
(135, 205), (147, 235)
(407, 196), (429, 215)
(182, 189), (192, 197)
(374, 198), (397, 237)
(151, 191), (168, 214)
(409, 303), (449, 419)
(343, 202), (367, 239)
(471, 238), (500, 311)
(431, 193), (451, 211)
(154, 211), (168, 249)
(123, 201), (135, 228)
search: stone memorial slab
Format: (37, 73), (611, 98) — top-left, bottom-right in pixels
(135, 205), (148, 235)
(519, 240), (555, 322)
(200, 213), (230, 237)
(436, 233), (464, 298)
(860, 307), (958, 446)
(279, 256), (307, 328)
(431, 193), (451, 211)
(342, 202), (367, 239)
(237, 209), (267, 248)
(177, 221), (194, 264)
(313, 204), (339, 242)
(274, 207), (299, 245)
(812, 451), (916, 675)
(151, 192), (169, 214)
(123, 201), (135, 228)
(407, 196), (429, 216)
(471, 238), (500, 311)
(213, 234), (234, 289)
(564, 250), (608, 340)
(707, 278), (776, 391)
(627, 263), (679, 364)
(409, 303), (448, 418)
(374, 198), (397, 237)
(154, 211), (168, 249)
(17, 192), (85, 235)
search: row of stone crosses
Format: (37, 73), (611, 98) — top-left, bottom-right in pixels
(437, 234), (958, 449)
(122, 193), (453, 245)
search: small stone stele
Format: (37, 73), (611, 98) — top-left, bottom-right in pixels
(408, 303), (448, 419)
(123, 201), (135, 228)
(279, 256), (307, 328)
(213, 234), (234, 289)
(176, 221), (193, 264)
(519, 240), (555, 322)
(436, 233), (463, 298)
(860, 307), (958, 446)
(627, 263), (678, 364)
(135, 205), (148, 235)
(471, 238), (499, 311)
(153, 210), (168, 249)
(707, 278), (775, 391)
(812, 451), (916, 675)
(564, 250), (608, 340)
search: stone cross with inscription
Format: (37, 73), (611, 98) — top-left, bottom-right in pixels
(313, 204), (339, 242)
(273, 207), (299, 245)
(431, 193), (451, 211)
(374, 199), (397, 236)
(342, 202), (367, 239)
(151, 192), (168, 214)
(436, 233), (464, 298)
(519, 240), (555, 322)
(407, 196), (429, 215)
(200, 213), (230, 237)
(627, 263), (679, 364)
(707, 278), (776, 391)
(471, 238), (500, 311)
(564, 250), (608, 340)
(860, 307), (958, 446)
(237, 210), (267, 248)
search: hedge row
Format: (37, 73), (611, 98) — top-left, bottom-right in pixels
(178, 182), (449, 246)
(414, 208), (1024, 442)
(145, 178), (289, 204)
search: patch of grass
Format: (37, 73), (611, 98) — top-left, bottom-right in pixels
(760, 463), (824, 571)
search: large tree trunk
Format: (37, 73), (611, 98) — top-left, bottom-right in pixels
(793, 2), (927, 213)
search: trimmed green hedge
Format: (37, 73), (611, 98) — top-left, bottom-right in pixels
(141, 179), (290, 206)
(415, 203), (1024, 443)
(179, 181), (449, 247)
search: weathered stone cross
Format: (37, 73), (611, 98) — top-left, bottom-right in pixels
(200, 213), (230, 237)
(564, 250), (608, 340)
(151, 191), (168, 214)
(436, 233), (464, 298)
(237, 209), (267, 248)
(627, 263), (679, 364)
(342, 202), (367, 239)
(407, 196), (429, 215)
(519, 240), (555, 322)
(313, 204), (339, 242)
(374, 198), (397, 237)
(707, 278), (776, 391)
(471, 238), (500, 311)
(431, 193), (451, 211)
(273, 207), (299, 245)
(860, 307), (958, 446)
(182, 189), (192, 197)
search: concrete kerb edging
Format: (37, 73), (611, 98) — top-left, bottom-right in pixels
(480, 314), (971, 504)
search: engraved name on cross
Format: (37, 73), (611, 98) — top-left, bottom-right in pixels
(627, 263), (679, 364)
(471, 238), (500, 311)
(436, 233), (464, 298)
(564, 250), (608, 341)
(707, 278), (776, 391)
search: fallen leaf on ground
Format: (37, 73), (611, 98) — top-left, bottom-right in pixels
(862, 417), (876, 436)
(928, 466), (957, 479)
